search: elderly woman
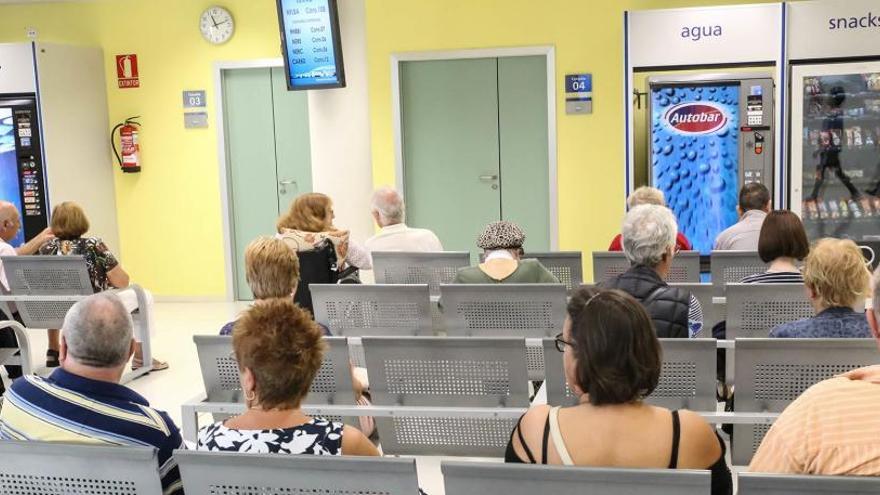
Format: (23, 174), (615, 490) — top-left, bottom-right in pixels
(38, 202), (166, 370)
(770, 238), (871, 338)
(197, 298), (378, 456)
(607, 186), (692, 252)
(601, 204), (703, 338)
(506, 287), (732, 495)
(453, 221), (558, 284)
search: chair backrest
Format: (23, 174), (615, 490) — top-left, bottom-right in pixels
(372, 251), (470, 296)
(732, 338), (880, 465)
(176, 450), (420, 495)
(505, 252), (583, 291)
(193, 335), (355, 405)
(592, 251), (700, 283)
(441, 461), (710, 495)
(311, 284), (433, 336)
(0, 255), (93, 328)
(544, 338), (717, 412)
(669, 282), (720, 332)
(363, 336), (529, 456)
(439, 283), (567, 338)
(293, 241), (339, 314)
(738, 472), (880, 495)
(709, 251), (766, 296)
(725, 283), (815, 339)
(0, 441), (162, 494)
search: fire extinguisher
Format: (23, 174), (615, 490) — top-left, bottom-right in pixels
(111, 116), (142, 173)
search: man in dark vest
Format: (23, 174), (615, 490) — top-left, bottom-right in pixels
(601, 204), (703, 338)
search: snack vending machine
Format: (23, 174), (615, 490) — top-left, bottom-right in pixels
(647, 74), (775, 253)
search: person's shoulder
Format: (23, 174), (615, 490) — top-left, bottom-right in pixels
(769, 318), (810, 338)
(0, 239), (15, 255)
(676, 409), (724, 467)
(453, 265), (483, 283)
(219, 320), (235, 336)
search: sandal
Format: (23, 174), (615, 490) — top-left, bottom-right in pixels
(132, 357), (170, 372)
(46, 349), (60, 368)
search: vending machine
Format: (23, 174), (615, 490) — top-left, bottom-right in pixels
(647, 74), (775, 253)
(791, 62), (880, 242)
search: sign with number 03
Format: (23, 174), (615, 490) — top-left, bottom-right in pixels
(183, 90), (207, 108)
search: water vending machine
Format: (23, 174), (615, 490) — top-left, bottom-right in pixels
(647, 74), (775, 253)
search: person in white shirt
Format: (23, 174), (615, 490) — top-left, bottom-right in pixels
(713, 182), (771, 251)
(365, 187), (443, 253)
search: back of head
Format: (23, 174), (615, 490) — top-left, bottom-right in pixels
(233, 298), (325, 409)
(757, 210), (810, 263)
(51, 201), (90, 240)
(371, 186), (405, 226)
(627, 186), (666, 209)
(277, 193), (332, 233)
(566, 287), (661, 405)
(63, 292), (133, 368)
(621, 204), (677, 267)
(245, 236), (299, 299)
(804, 238), (871, 309)
(738, 182), (770, 212)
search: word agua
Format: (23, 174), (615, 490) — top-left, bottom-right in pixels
(680, 24), (722, 41)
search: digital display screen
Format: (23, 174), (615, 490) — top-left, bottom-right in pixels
(651, 84), (740, 254)
(277, 0), (346, 90)
(0, 108), (24, 247)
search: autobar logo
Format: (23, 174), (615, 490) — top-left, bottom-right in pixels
(664, 102), (727, 135)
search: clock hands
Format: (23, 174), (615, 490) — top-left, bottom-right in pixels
(210, 15), (219, 28)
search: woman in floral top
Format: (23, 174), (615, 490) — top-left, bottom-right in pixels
(38, 202), (167, 370)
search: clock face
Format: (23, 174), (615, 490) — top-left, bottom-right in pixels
(200, 6), (234, 45)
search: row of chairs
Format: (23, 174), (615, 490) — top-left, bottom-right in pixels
(186, 335), (880, 465)
(4, 440), (878, 495)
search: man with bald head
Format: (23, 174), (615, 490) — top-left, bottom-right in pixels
(365, 186), (443, 253)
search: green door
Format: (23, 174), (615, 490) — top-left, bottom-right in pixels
(401, 56), (550, 256)
(223, 67), (312, 300)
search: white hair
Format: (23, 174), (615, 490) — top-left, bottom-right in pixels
(371, 186), (405, 225)
(63, 292), (133, 368)
(627, 186), (666, 209)
(621, 204), (678, 267)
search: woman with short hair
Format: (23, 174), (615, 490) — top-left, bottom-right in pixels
(741, 210), (809, 284)
(506, 287), (732, 495)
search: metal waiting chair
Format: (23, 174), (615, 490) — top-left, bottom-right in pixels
(725, 283), (824, 339)
(732, 338), (880, 466)
(311, 284), (433, 336)
(372, 251), (470, 297)
(362, 336), (530, 456)
(738, 472), (880, 495)
(442, 461), (710, 495)
(176, 451), (420, 495)
(592, 251), (701, 283)
(0, 256), (152, 382)
(709, 251), (767, 296)
(181, 335), (356, 443)
(544, 338), (717, 412)
(670, 282), (721, 332)
(0, 441), (162, 494)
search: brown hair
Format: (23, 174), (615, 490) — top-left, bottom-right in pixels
(739, 182), (770, 212)
(804, 238), (871, 309)
(566, 287), (662, 406)
(245, 237), (300, 299)
(233, 298), (325, 410)
(50, 201), (89, 240)
(757, 210), (810, 263)
(277, 193), (333, 233)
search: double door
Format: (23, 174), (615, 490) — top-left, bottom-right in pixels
(223, 66), (312, 300)
(400, 56), (551, 255)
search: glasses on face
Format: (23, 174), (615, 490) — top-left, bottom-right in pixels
(554, 332), (575, 353)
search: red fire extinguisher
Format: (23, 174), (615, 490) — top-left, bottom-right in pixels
(111, 116), (142, 173)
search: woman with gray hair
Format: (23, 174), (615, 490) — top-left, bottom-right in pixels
(607, 186), (692, 252)
(453, 221), (558, 284)
(601, 205), (703, 338)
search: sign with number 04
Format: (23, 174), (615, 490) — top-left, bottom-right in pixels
(183, 90), (207, 108)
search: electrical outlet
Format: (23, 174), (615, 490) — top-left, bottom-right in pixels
(26, 27), (37, 39)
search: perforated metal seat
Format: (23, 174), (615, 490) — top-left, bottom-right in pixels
(732, 338), (880, 465)
(592, 251), (700, 283)
(372, 251), (470, 297)
(726, 283), (821, 339)
(738, 472), (880, 495)
(176, 451), (420, 495)
(311, 284), (433, 336)
(363, 336), (529, 456)
(0, 441), (162, 494)
(709, 251), (767, 296)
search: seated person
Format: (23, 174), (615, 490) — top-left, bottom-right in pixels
(506, 287), (732, 495)
(713, 182), (771, 251)
(601, 205), (703, 338)
(0, 293), (183, 494)
(453, 221), (559, 284)
(607, 186), (691, 252)
(198, 298), (378, 456)
(770, 238), (871, 338)
(38, 201), (166, 371)
(740, 210), (809, 284)
(365, 187), (443, 252)
(750, 266), (880, 475)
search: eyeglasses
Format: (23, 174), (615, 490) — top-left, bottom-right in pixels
(554, 332), (575, 353)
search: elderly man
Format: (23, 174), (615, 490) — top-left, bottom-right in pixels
(713, 182), (771, 251)
(750, 267), (880, 475)
(365, 187), (443, 252)
(601, 204), (703, 338)
(0, 293), (183, 495)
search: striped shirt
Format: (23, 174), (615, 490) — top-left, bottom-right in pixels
(0, 369), (183, 495)
(740, 271), (804, 284)
(750, 365), (880, 475)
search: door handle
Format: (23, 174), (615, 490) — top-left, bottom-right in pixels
(279, 179), (298, 186)
(478, 175), (499, 181)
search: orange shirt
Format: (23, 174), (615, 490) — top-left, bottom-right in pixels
(750, 365), (880, 475)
